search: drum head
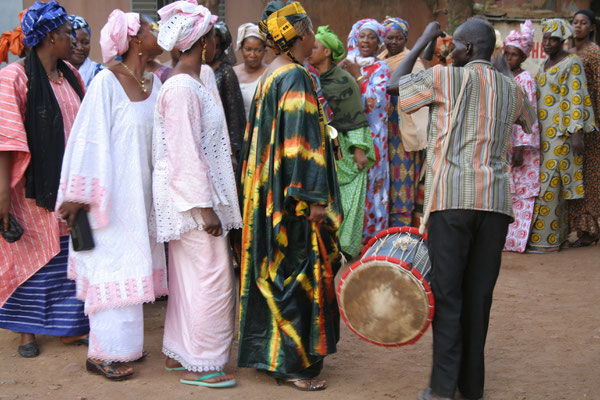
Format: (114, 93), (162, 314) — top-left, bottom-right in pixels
(338, 256), (434, 346)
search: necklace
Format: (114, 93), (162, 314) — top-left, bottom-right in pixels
(120, 62), (147, 93)
(47, 70), (64, 85)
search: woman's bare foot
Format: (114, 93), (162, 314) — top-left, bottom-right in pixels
(165, 357), (183, 369)
(19, 333), (35, 346)
(60, 334), (88, 345)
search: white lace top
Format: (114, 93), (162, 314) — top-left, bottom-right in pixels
(153, 73), (243, 242)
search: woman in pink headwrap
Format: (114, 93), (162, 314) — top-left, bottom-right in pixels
(502, 20), (541, 253)
(57, 10), (166, 380)
(153, 0), (241, 388)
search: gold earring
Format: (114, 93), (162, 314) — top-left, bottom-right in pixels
(51, 38), (55, 44)
(202, 46), (206, 64)
(138, 39), (143, 56)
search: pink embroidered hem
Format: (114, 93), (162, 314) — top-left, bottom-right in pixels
(69, 258), (168, 315)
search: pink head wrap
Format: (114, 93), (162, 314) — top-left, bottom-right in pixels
(157, 0), (217, 52)
(504, 19), (534, 58)
(99, 10), (140, 63)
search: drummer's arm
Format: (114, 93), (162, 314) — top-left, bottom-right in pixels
(387, 21), (444, 96)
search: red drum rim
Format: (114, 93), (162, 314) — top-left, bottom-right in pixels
(337, 255), (435, 347)
(361, 226), (428, 258)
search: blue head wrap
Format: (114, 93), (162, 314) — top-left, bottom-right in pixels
(383, 17), (409, 39)
(21, 1), (68, 47)
(347, 19), (385, 58)
(68, 15), (91, 37)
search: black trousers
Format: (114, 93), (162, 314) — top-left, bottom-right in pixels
(427, 210), (510, 399)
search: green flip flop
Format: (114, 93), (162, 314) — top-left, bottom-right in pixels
(165, 366), (186, 371)
(180, 371), (236, 388)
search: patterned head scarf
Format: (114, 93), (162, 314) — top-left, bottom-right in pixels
(99, 10), (140, 63)
(542, 18), (573, 41)
(315, 25), (345, 62)
(236, 22), (264, 50)
(504, 19), (534, 57)
(383, 17), (409, 39)
(68, 15), (91, 37)
(347, 19), (385, 58)
(258, 1), (308, 61)
(158, 0), (217, 52)
(21, 1), (68, 47)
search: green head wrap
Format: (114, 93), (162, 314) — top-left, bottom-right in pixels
(315, 25), (345, 62)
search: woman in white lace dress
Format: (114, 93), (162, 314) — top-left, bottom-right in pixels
(153, 1), (242, 388)
(57, 11), (166, 380)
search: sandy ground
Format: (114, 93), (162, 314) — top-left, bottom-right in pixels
(0, 245), (598, 400)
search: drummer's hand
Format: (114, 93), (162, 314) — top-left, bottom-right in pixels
(353, 148), (368, 171)
(307, 204), (327, 224)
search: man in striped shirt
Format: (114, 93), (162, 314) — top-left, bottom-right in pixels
(388, 19), (536, 400)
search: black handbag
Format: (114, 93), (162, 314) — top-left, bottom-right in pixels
(70, 209), (95, 251)
(1, 214), (24, 243)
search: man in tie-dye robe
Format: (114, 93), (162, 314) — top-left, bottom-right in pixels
(237, 58), (342, 380)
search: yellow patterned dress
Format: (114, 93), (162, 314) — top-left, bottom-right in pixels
(528, 54), (596, 248)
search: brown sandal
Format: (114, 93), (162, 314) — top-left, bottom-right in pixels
(86, 358), (133, 381)
(276, 378), (327, 391)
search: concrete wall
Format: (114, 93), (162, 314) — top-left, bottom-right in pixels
(225, 0), (445, 65)
(487, 0), (590, 14)
(4, 0), (593, 69)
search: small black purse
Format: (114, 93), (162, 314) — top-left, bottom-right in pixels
(70, 209), (95, 251)
(1, 214), (24, 243)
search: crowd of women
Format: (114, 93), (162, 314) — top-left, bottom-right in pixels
(0, 0), (598, 393)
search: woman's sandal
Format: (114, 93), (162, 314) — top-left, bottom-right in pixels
(276, 378), (327, 391)
(85, 358), (134, 381)
(180, 371), (236, 388)
(165, 366), (186, 371)
(526, 246), (560, 254)
(133, 350), (148, 362)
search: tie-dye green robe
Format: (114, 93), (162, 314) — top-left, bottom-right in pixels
(237, 63), (342, 376)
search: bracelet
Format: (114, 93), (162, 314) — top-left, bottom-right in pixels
(356, 75), (364, 82)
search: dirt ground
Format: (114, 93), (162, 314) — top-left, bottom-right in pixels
(0, 245), (598, 400)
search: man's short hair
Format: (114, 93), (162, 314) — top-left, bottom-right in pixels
(456, 18), (496, 60)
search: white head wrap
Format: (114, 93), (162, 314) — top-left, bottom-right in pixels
(157, 0), (217, 52)
(236, 22), (264, 51)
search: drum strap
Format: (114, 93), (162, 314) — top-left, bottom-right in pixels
(419, 69), (470, 235)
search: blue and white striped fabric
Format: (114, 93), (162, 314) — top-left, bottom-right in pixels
(0, 236), (89, 336)
(21, 1), (68, 47)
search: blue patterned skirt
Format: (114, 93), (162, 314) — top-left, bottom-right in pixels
(0, 236), (89, 336)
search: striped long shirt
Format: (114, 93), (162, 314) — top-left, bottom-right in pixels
(0, 62), (83, 307)
(398, 60), (536, 218)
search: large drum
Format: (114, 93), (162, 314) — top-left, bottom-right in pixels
(337, 227), (434, 346)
